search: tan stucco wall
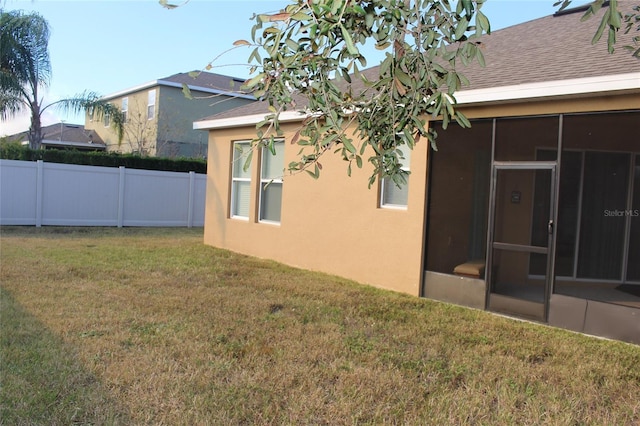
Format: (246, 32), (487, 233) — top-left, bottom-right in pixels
(204, 124), (429, 296)
(204, 92), (640, 297)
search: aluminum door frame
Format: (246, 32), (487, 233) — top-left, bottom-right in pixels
(485, 161), (558, 321)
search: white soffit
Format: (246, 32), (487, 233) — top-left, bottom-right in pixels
(454, 72), (640, 105)
(194, 72), (640, 130)
(194, 110), (310, 130)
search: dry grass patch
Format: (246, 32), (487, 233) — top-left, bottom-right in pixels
(1, 226), (639, 425)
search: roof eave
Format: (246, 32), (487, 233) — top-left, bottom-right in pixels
(194, 72), (640, 131)
(103, 80), (255, 101)
(454, 72), (640, 106)
(194, 110), (311, 131)
(41, 139), (106, 148)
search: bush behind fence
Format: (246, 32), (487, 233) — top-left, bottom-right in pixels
(0, 144), (207, 174)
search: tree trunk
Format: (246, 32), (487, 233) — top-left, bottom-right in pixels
(28, 98), (43, 150)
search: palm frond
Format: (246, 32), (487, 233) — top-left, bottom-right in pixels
(53, 91), (125, 143)
(1, 10), (52, 148)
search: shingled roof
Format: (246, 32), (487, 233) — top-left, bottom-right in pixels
(452, 1), (639, 90)
(103, 71), (254, 101)
(195, 1), (640, 127)
(161, 72), (248, 93)
(9, 123), (106, 150)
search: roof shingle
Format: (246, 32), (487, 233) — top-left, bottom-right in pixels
(197, 1), (640, 123)
(161, 71), (248, 93)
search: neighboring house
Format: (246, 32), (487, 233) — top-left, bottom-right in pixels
(84, 72), (256, 159)
(9, 123), (105, 151)
(194, 4), (640, 344)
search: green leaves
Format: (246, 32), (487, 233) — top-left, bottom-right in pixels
(454, 17), (470, 41)
(622, 5), (640, 58)
(580, 0), (628, 54)
(342, 138), (356, 155)
(244, 0), (493, 184)
(243, 149), (253, 173)
(1, 10), (53, 148)
(158, 0), (180, 10)
(181, 84), (193, 100)
(243, 73), (265, 90)
(475, 11), (491, 35)
(340, 24), (359, 55)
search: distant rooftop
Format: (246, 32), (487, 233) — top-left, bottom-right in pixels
(161, 71), (247, 92)
(9, 123), (106, 150)
(102, 71), (255, 101)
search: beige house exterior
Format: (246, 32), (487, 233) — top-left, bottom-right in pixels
(196, 4), (640, 344)
(85, 72), (256, 158)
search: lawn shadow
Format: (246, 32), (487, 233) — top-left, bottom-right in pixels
(0, 287), (130, 425)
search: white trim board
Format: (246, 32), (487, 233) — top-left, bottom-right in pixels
(194, 72), (640, 130)
(454, 72), (640, 105)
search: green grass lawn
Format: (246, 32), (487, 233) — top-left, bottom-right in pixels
(1, 226), (639, 425)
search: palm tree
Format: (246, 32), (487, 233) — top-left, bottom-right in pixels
(1, 9), (50, 149)
(0, 9), (122, 149)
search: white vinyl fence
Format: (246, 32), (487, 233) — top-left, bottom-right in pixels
(0, 160), (205, 227)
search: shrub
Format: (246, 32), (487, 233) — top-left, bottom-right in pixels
(0, 145), (207, 173)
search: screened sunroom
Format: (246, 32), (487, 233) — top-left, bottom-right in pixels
(423, 111), (640, 343)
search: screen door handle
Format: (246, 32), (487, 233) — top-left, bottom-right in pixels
(548, 220), (554, 235)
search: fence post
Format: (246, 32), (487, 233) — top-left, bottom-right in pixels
(117, 166), (125, 228)
(35, 160), (44, 227)
(187, 171), (195, 228)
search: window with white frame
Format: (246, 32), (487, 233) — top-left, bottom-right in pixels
(259, 140), (284, 223)
(380, 148), (411, 208)
(147, 89), (156, 120)
(103, 111), (110, 127)
(231, 141), (251, 219)
(121, 97), (128, 123)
